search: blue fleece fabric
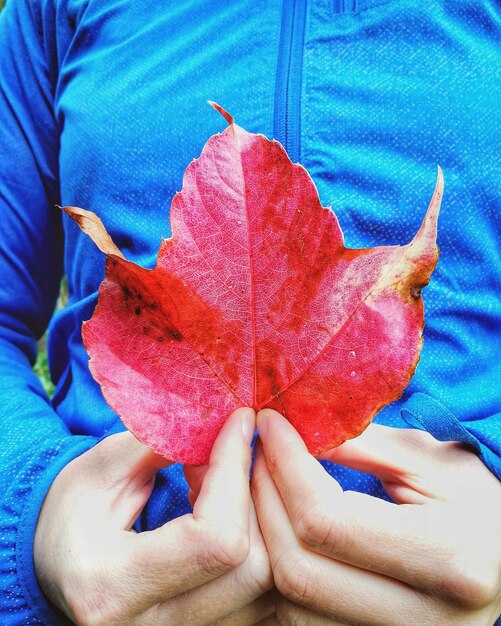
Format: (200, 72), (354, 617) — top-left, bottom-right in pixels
(0, 0), (500, 622)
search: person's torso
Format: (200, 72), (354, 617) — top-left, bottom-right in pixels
(45, 0), (501, 522)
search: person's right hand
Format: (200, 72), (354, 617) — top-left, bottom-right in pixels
(34, 407), (274, 626)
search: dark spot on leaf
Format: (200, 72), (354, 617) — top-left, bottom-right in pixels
(166, 327), (182, 341)
(135, 306), (142, 315)
(272, 383), (287, 417)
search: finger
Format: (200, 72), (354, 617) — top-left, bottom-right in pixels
(187, 488), (196, 508)
(320, 423), (444, 491)
(184, 462), (209, 500)
(94, 431), (173, 485)
(144, 591), (275, 626)
(185, 463), (208, 507)
(159, 593), (278, 626)
(254, 617), (279, 626)
(319, 423), (495, 502)
(203, 590), (275, 626)
(252, 447), (446, 626)
(125, 407), (255, 609)
(276, 596), (349, 625)
(80, 431), (173, 529)
(193, 406), (255, 524)
(137, 596), (276, 626)
(150, 501), (273, 626)
(255, 412), (458, 599)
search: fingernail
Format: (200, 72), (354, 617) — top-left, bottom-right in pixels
(257, 411), (269, 441)
(241, 409), (255, 444)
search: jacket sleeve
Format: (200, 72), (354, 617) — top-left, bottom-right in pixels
(0, 1), (98, 623)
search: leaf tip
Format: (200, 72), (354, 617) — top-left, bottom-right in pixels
(208, 100), (234, 126)
(412, 167), (444, 245)
(427, 165), (444, 224)
(436, 164), (444, 195)
(61, 205), (126, 260)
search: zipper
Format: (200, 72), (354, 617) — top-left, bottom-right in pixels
(274, 0), (307, 163)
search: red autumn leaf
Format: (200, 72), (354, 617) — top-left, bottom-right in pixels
(64, 103), (442, 465)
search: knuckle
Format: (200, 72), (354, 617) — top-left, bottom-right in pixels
(67, 581), (128, 626)
(245, 542), (274, 594)
(198, 523), (249, 574)
(264, 447), (280, 478)
(295, 500), (344, 554)
(445, 567), (501, 609)
(275, 597), (309, 626)
(441, 558), (501, 609)
(274, 550), (319, 606)
(250, 463), (266, 498)
(266, 437), (296, 478)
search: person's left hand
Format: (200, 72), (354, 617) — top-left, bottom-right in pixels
(252, 409), (501, 626)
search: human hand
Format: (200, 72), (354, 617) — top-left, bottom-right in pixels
(34, 408), (273, 626)
(252, 409), (501, 625)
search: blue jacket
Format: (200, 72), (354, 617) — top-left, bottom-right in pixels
(0, 0), (500, 622)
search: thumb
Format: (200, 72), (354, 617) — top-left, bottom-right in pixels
(184, 407), (256, 508)
(193, 406), (255, 523)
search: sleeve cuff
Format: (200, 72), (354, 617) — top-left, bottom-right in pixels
(400, 392), (501, 482)
(10, 435), (99, 624)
